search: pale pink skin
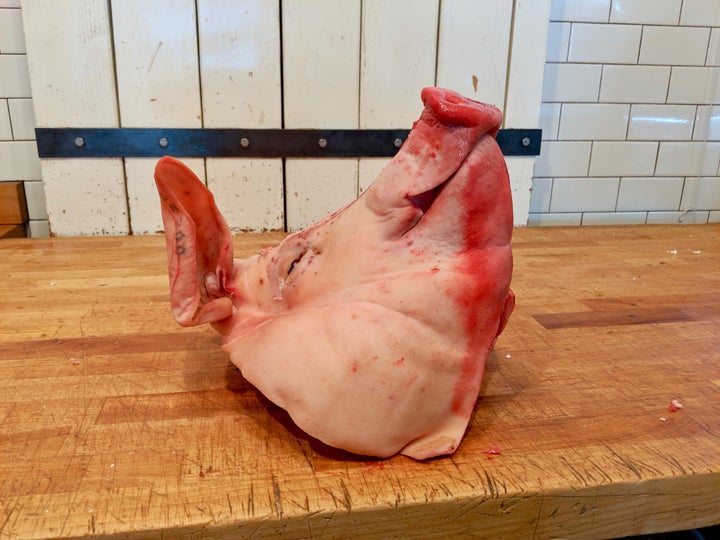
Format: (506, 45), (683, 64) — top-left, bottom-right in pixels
(154, 87), (515, 460)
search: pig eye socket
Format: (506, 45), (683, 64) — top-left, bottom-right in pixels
(287, 253), (304, 275)
(285, 246), (320, 277)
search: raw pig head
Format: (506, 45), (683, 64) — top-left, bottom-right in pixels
(154, 87), (515, 460)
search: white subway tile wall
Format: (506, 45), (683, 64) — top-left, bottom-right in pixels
(640, 26), (710, 65)
(542, 63), (603, 102)
(550, 0), (611, 23)
(0, 4), (46, 236)
(0, 99), (11, 139)
(533, 0), (720, 225)
(695, 106), (720, 139)
(680, 0), (720, 26)
(655, 141), (720, 175)
(568, 23), (642, 64)
(600, 65), (671, 103)
(627, 104), (696, 140)
(610, 0), (681, 25)
(709, 29), (720, 65)
(588, 141), (658, 176)
(667, 67), (720, 104)
(549, 177), (620, 212)
(616, 177), (684, 211)
(7, 98), (35, 139)
(546, 22), (571, 62)
(558, 103), (629, 140)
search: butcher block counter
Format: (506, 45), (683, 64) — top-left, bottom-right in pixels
(1, 224), (718, 539)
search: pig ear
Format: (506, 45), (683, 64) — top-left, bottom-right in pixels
(154, 156), (235, 326)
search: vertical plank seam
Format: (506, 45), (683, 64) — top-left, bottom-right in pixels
(194, 0), (209, 188)
(107, 0), (123, 128)
(107, 0), (132, 233)
(502, 0), (519, 129)
(194, 0), (204, 129)
(356, 0), (364, 198)
(434, 0), (442, 86)
(279, 0), (288, 231)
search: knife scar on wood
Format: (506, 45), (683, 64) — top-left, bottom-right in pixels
(271, 475), (283, 518)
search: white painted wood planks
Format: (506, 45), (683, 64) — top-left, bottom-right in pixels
(22, 0), (126, 235)
(505, 0), (552, 226)
(111, 0), (203, 234)
(357, 0), (438, 196)
(199, 0), (284, 232)
(436, 0), (512, 108)
(282, 0), (361, 231)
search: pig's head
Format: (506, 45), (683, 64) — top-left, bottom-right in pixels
(155, 87), (514, 460)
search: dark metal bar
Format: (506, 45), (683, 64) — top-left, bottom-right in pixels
(35, 128), (541, 158)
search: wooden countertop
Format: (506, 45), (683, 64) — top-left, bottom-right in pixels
(1, 225), (719, 539)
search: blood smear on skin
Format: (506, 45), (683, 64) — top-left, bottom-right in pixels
(482, 444), (501, 459)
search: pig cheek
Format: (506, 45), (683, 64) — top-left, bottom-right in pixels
(449, 253), (510, 418)
(347, 354), (421, 408)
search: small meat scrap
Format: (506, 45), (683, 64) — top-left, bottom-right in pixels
(482, 444), (502, 459)
(668, 399), (684, 412)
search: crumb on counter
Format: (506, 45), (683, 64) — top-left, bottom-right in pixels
(668, 399), (684, 412)
(482, 444), (502, 459)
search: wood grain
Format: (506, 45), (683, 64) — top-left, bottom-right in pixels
(1, 225), (718, 539)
